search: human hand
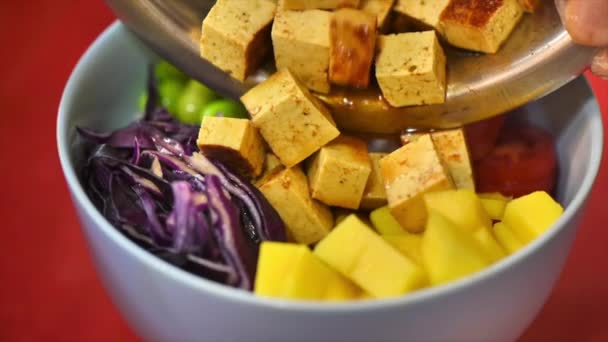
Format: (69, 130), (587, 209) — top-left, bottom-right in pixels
(556, 0), (608, 78)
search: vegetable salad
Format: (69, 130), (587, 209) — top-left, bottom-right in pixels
(78, 60), (563, 301)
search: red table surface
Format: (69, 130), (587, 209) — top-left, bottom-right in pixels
(1, 1), (607, 341)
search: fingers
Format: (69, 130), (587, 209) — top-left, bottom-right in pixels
(591, 49), (608, 79)
(556, 0), (608, 47)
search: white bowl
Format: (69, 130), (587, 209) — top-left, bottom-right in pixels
(57, 23), (603, 342)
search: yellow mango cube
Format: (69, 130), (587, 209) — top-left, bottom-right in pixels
(325, 273), (364, 301)
(424, 189), (492, 233)
(422, 211), (492, 285)
(382, 234), (423, 266)
(314, 215), (427, 298)
(370, 206), (406, 235)
(254, 242), (361, 301)
(503, 191), (564, 243)
(478, 193), (511, 221)
(493, 222), (525, 255)
(473, 227), (506, 263)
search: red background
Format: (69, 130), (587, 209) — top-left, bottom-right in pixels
(0, 1), (607, 341)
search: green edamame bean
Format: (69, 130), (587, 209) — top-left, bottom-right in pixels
(175, 80), (217, 124)
(158, 79), (185, 114)
(138, 92), (148, 112)
(155, 60), (187, 83)
(200, 99), (249, 119)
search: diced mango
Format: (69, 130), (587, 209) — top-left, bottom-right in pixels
(424, 189), (492, 233)
(503, 191), (564, 243)
(422, 211), (492, 285)
(314, 215), (427, 298)
(370, 206), (406, 235)
(325, 273), (364, 301)
(479, 192), (512, 201)
(493, 222), (525, 255)
(382, 234), (423, 266)
(473, 227), (506, 263)
(478, 192), (511, 221)
(255, 242), (361, 301)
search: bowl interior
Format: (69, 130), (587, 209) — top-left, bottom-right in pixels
(57, 23), (603, 310)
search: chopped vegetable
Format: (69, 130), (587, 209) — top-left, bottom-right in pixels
(78, 70), (286, 289)
(423, 190), (492, 233)
(254, 242), (361, 301)
(475, 125), (558, 197)
(478, 192), (511, 221)
(493, 222), (525, 254)
(158, 78), (185, 115)
(175, 80), (217, 124)
(381, 234), (423, 266)
(370, 206), (405, 235)
(314, 215), (427, 298)
(422, 211), (491, 286)
(201, 99), (249, 119)
(502, 191), (564, 244)
(155, 60), (188, 83)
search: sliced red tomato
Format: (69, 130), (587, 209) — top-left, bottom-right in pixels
(474, 124), (558, 198)
(465, 115), (507, 162)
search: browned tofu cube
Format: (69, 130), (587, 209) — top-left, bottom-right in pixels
(380, 134), (455, 232)
(308, 136), (372, 209)
(401, 129), (475, 191)
(440, 0), (524, 53)
(255, 153), (285, 186)
(272, 10), (331, 93)
(200, 0), (276, 81)
(360, 152), (388, 210)
(394, 0), (451, 33)
(375, 31), (447, 107)
(279, 0), (360, 10)
(240, 69), (340, 167)
(360, 0), (395, 30)
(519, 0), (541, 13)
(258, 166), (333, 244)
(329, 9), (377, 88)
(430, 129), (475, 191)
(197, 117), (265, 177)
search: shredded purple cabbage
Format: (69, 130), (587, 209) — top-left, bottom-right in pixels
(77, 70), (286, 289)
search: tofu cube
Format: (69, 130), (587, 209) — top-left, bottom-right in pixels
(401, 129), (475, 190)
(307, 136), (372, 209)
(200, 0), (276, 81)
(241, 69), (340, 167)
(360, 0), (395, 30)
(255, 153), (285, 186)
(519, 0), (541, 13)
(272, 10), (332, 93)
(375, 31), (447, 107)
(440, 0), (524, 54)
(197, 117), (265, 177)
(279, 0), (360, 10)
(258, 167), (334, 244)
(394, 0), (450, 32)
(429, 129), (475, 191)
(329, 9), (377, 88)
(380, 134), (455, 232)
(360, 152), (388, 210)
